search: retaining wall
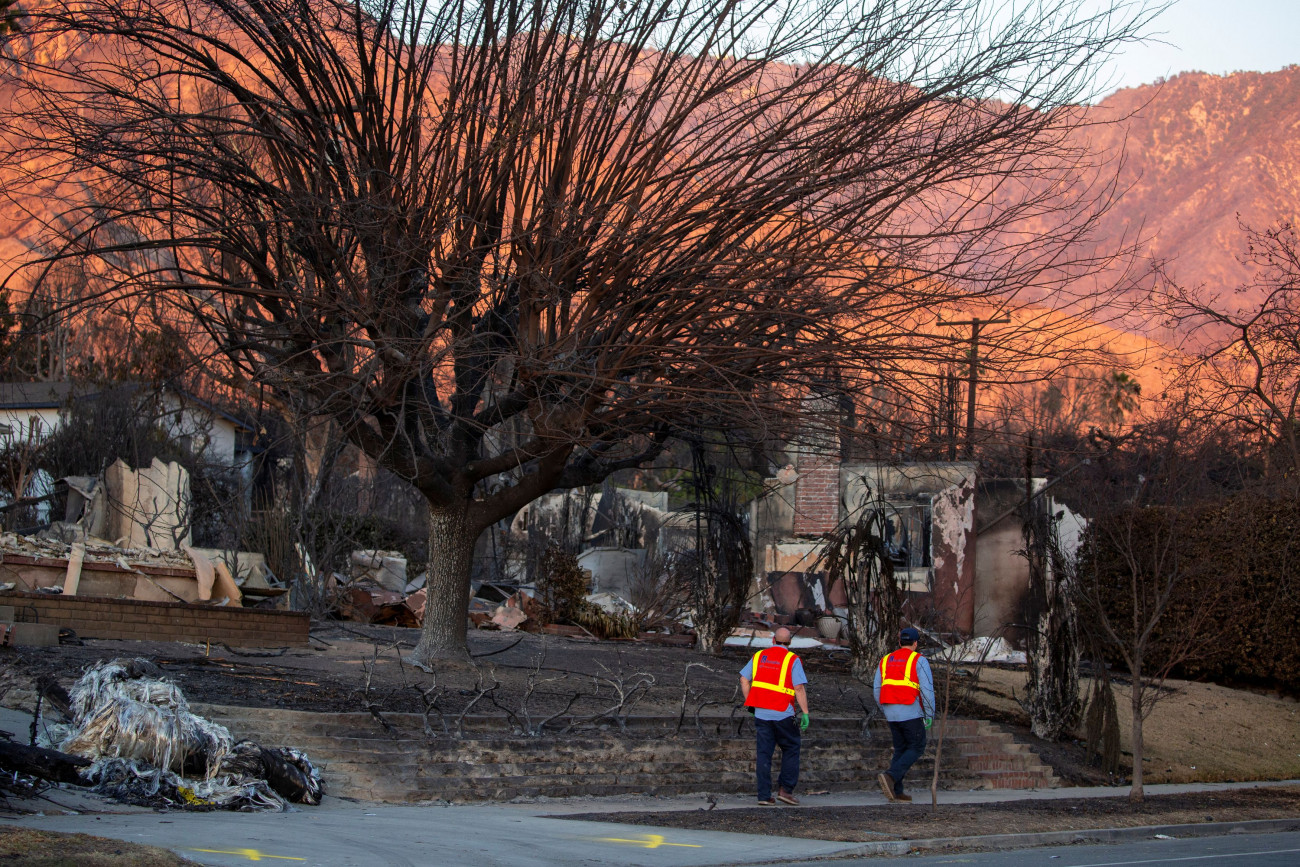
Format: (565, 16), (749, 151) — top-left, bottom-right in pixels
(195, 706), (1058, 802)
(1, 591), (309, 647)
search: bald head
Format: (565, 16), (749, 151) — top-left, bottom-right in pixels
(773, 627), (793, 646)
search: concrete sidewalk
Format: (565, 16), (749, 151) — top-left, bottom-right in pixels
(507, 777), (1300, 816)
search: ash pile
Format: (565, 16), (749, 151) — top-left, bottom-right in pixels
(9, 658), (321, 811)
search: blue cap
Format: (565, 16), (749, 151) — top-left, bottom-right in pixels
(899, 627), (921, 644)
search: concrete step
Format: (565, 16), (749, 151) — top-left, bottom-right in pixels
(960, 754), (1048, 772)
(976, 769), (1057, 789)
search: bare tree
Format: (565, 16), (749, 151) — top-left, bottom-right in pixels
(1072, 428), (1236, 802)
(1163, 221), (1300, 482)
(1, 0), (1158, 661)
(817, 494), (900, 680)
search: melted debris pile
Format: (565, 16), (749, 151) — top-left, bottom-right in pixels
(43, 658), (322, 811)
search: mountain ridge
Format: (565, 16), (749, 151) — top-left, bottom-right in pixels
(1083, 67), (1300, 300)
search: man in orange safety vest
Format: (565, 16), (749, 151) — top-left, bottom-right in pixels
(740, 627), (810, 806)
(873, 626), (934, 802)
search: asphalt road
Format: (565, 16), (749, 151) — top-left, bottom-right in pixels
(794, 831), (1300, 867)
(7, 798), (1300, 867)
(6, 799), (853, 866)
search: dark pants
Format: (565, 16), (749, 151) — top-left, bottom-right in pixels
(885, 717), (927, 794)
(755, 717), (801, 799)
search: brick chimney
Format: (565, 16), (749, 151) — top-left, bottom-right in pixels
(792, 454), (840, 537)
(791, 385), (844, 537)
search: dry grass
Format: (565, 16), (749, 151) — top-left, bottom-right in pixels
(0, 826), (189, 866)
(975, 667), (1300, 783)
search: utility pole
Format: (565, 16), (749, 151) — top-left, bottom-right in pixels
(938, 315), (1010, 459)
(941, 365), (959, 461)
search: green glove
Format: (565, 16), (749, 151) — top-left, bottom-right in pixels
(799, 712), (810, 733)
(924, 717), (933, 729)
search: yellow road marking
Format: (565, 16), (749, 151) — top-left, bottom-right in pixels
(588, 833), (702, 849)
(189, 848), (306, 862)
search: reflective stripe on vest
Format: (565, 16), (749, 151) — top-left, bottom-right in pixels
(744, 646), (799, 712)
(878, 648), (921, 705)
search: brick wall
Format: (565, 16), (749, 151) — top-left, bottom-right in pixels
(792, 457), (841, 536)
(3, 592), (309, 647)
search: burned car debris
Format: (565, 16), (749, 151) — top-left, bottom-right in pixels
(5, 658), (323, 811)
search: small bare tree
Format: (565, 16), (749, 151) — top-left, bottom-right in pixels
(1072, 429), (1236, 802)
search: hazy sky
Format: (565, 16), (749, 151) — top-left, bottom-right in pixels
(1096, 0), (1300, 95)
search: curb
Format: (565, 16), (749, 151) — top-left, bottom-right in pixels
(821, 817), (1300, 858)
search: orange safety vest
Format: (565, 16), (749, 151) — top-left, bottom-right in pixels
(878, 648), (921, 705)
(744, 646), (799, 712)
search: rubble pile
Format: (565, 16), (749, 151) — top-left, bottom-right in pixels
(34, 658), (322, 811)
(334, 549), (427, 627)
(0, 529), (257, 607)
(0, 532), (194, 578)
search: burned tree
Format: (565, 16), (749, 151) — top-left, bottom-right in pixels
(1, 0), (1157, 661)
(1018, 443), (1082, 741)
(676, 443), (753, 655)
(818, 496), (900, 680)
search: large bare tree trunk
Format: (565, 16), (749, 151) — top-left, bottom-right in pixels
(411, 503), (476, 663)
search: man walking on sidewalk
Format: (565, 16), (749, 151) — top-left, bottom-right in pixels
(740, 627), (810, 806)
(873, 626), (934, 802)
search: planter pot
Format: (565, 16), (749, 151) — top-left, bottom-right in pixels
(816, 615), (842, 640)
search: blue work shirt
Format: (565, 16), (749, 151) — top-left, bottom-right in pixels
(872, 649), (935, 722)
(741, 652), (808, 721)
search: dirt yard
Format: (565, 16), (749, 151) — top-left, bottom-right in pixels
(0, 827), (188, 866)
(973, 667), (1300, 784)
(2, 625), (1297, 788)
(0, 624), (884, 721)
(563, 786), (1300, 843)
